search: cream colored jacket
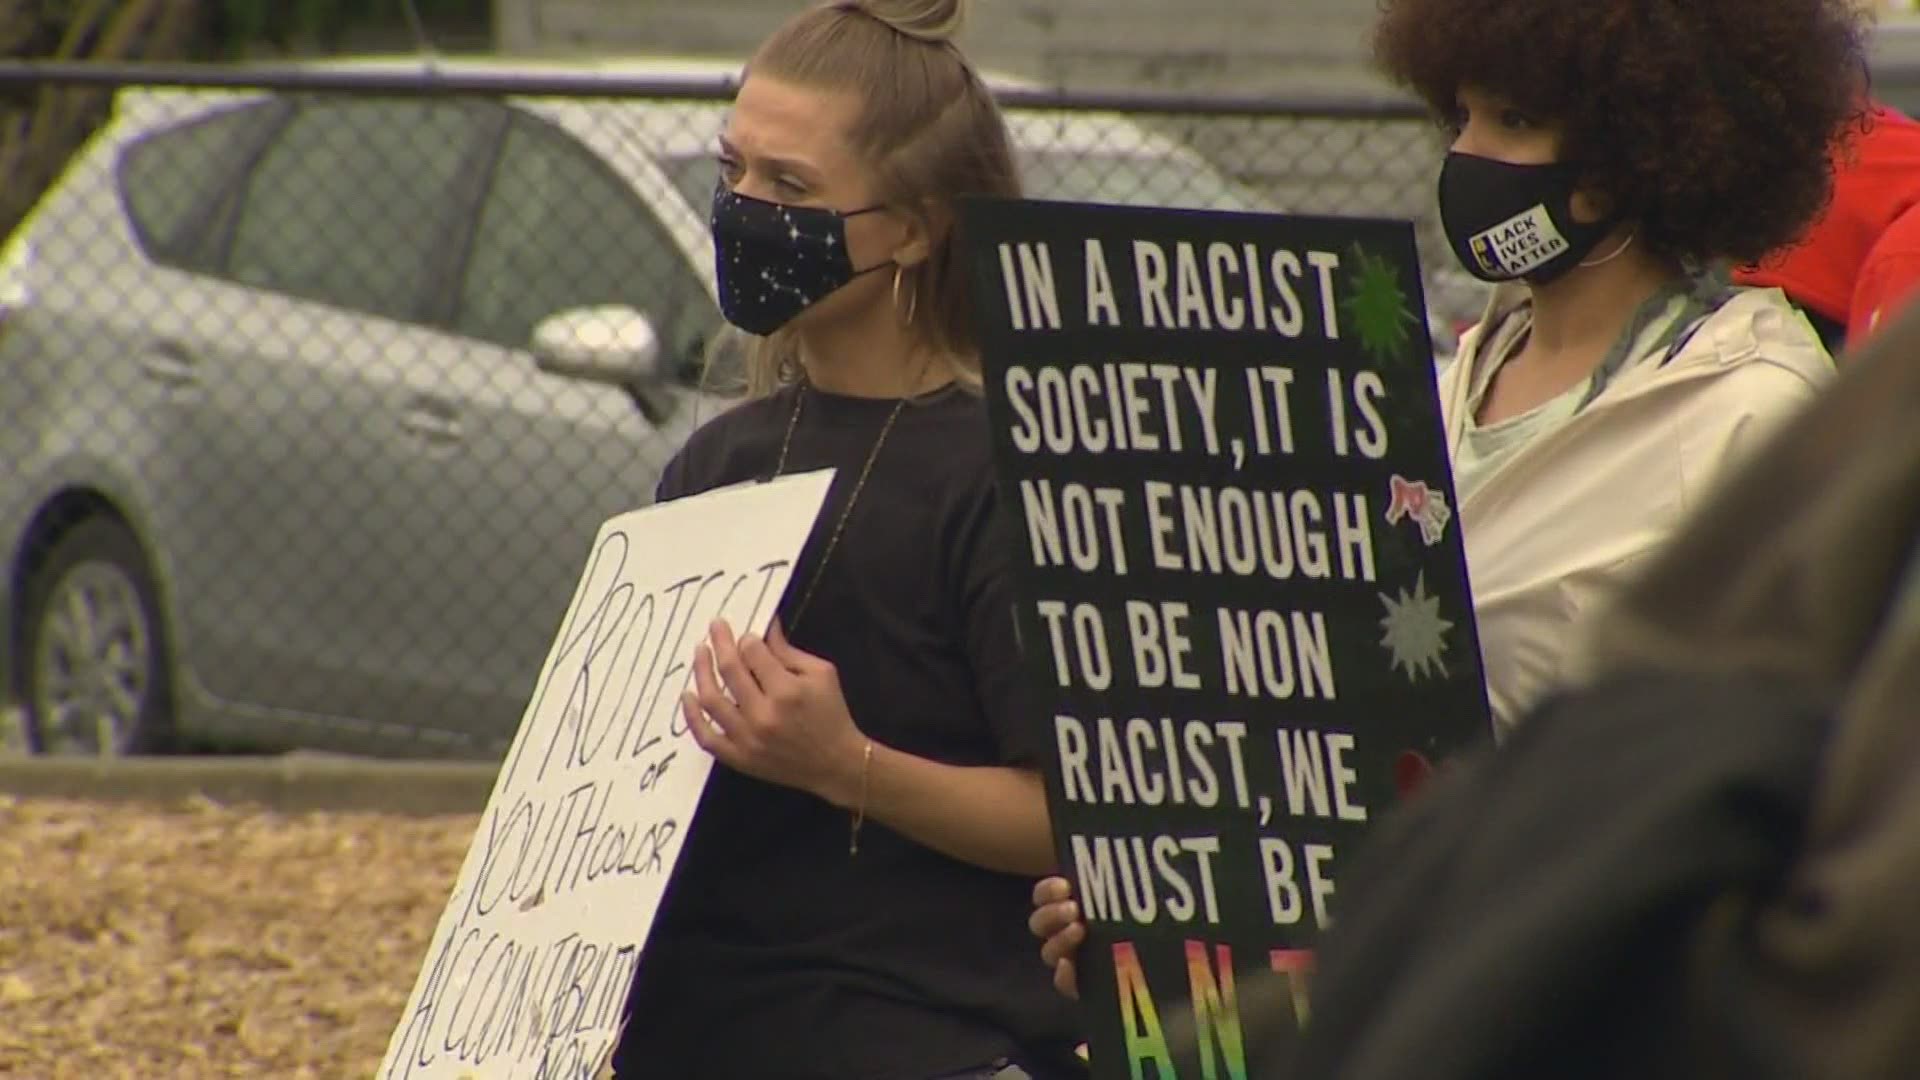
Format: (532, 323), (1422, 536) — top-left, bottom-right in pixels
(1443, 282), (1835, 737)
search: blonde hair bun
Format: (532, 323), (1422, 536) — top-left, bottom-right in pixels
(846, 0), (967, 44)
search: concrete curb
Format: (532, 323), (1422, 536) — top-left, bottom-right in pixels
(0, 755), (498, 816)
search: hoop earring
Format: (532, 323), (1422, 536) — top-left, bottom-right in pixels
(892, 265), (918, 325)
(1579, 228), (1638, 269)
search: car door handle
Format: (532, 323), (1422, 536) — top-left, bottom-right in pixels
(400, 397), (464, 444)
(139, 340), (198, 386)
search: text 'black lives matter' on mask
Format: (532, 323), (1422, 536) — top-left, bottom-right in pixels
(1438, 151), (1620, 285)
(710, 183), (892, 336)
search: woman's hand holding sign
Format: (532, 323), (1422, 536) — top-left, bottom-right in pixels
(684, 619), (870, 805)
(1030, 876), (1087, 1000)
(683, 619), (1058, 877)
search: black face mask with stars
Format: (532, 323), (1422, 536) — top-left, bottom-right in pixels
(709, 183), (892, 336)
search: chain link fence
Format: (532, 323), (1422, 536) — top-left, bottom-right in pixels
(0, 61), (1474, 760)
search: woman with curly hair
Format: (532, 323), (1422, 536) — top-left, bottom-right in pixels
(1026, 0), (1871, 1033)
(1369, 0), (1866, 738)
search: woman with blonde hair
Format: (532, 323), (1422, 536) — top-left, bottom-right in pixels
(610, 1), (1082, 1076)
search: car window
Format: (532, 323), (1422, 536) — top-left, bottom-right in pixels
(116, 100), (283, 260)
(225, 99), (496, 323)
(660, 153), (718, 217)
(456, 113), (721, 382)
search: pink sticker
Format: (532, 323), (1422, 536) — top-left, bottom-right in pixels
(1385, 474), (1452, 547)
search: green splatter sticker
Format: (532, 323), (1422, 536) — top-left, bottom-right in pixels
(1339, 244), (1420, 366)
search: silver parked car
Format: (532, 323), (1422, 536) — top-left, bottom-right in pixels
(0, 57), (1266, 758)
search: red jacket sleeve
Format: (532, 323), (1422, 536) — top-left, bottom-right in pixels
(1849, 203), (1920, 346)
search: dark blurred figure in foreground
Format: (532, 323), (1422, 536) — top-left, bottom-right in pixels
(1290, 286), (1920, 1080)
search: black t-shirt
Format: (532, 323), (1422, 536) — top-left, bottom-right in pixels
(614, 382), (1080, 1080)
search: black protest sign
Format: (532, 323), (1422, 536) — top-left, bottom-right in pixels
(962, 197), (1493, 1077)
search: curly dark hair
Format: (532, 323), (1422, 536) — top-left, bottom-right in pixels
(1373, 0), (1869, 267)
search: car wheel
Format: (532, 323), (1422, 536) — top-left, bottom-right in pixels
(19, 517), (173, 755)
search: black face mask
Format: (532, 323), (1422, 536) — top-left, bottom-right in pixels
(709, 184), (890, 336)
(1438, 151), (1619, 285)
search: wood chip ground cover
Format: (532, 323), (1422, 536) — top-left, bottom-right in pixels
(0, 795), (478, 1078)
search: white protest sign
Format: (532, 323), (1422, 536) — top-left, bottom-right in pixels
(378, 469), (836, 1080)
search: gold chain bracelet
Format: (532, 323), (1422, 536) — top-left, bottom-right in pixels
(849, 739), (875, 856)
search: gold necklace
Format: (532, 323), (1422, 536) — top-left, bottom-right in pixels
(772, 384), (907, 632)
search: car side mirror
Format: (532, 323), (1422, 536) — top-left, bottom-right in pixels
(530, 305), (663, 386)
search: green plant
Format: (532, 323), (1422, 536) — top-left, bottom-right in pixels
(0, 0), (206, 235)
(0, 0), (490, 238)
(205, 0), (489, 57)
